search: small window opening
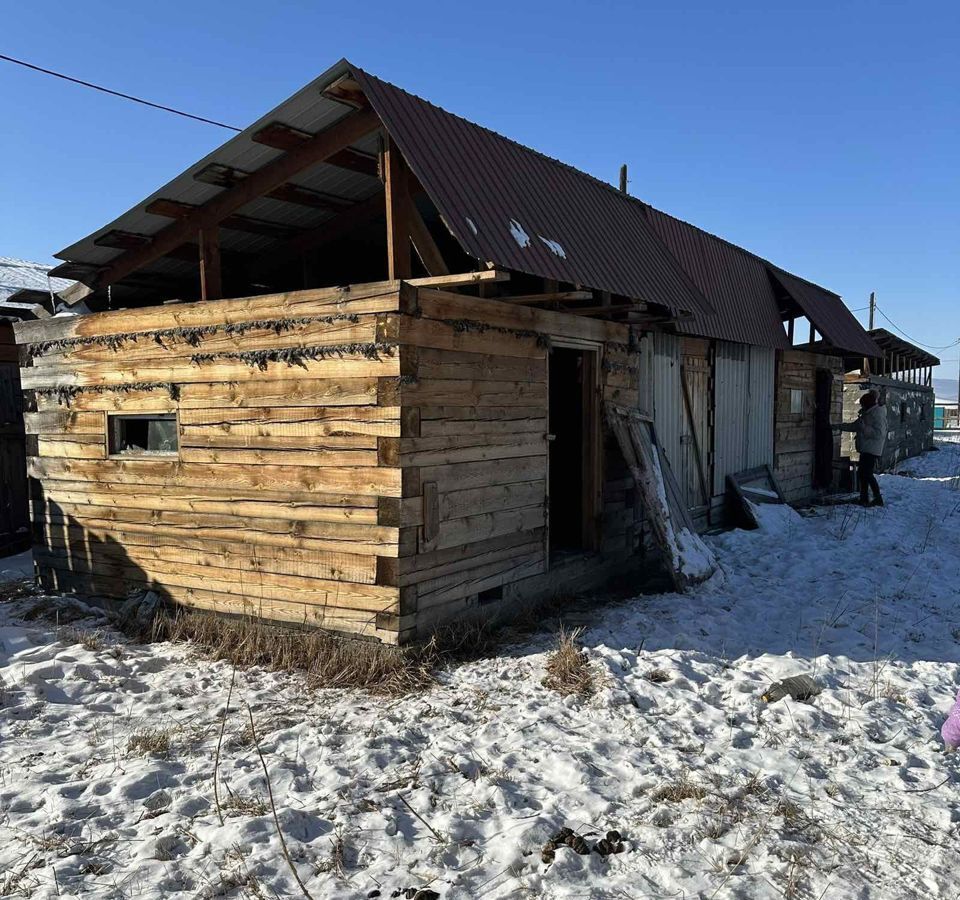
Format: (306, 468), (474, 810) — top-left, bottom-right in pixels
(789, 389), (804, 415)
(478, 586), (503, 606)
(109, 414), (178, 456)
(900, 401), (907, 423)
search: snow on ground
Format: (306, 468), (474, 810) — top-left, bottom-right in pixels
(3, 444), (960, 899)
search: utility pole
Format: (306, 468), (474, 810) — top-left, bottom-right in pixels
(868, 291), (875, 330)
(619, 164), (628, 194)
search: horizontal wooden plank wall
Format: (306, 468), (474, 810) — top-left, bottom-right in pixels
(16, 282), (413, 642)
(394, 288), (640, 639)
(774, 349), (842, 502)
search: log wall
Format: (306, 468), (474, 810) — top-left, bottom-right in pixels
(774, 349), (842, 502)
(15, 281), (410, 642)
(392, 289), (641, 640)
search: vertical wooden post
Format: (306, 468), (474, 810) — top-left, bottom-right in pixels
(383, 137), (412, 280)
(199, 227), (222, 301)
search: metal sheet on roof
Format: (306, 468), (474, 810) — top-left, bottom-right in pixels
(644, 208), (791, 350)
(769, 267), (881, 358)
(350, 66), (713, 318)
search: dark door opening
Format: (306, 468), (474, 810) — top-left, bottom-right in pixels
(548, 346), (599, 557)
(814, 368), (834, 489)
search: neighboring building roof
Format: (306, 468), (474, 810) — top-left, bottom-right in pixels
(0, 257), (72, 302)
(0, 257), (73, 320)
(866, 327), (940, 369)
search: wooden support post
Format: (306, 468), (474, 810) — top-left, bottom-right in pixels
(198, 227), (221, 301)
(787, 317), (795, 343)
(384, 137), (412, 280)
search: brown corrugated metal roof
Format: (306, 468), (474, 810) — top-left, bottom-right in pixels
(643, 207), (791, 349)
(350, 65), (713, 319)
(768, 267), (881, 357)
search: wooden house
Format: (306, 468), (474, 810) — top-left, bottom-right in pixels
(13, 60), (878, 642)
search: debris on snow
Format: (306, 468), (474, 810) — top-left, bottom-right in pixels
(761, 673), (824, 704)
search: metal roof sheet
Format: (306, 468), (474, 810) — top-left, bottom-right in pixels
(643, 207), (791, 350)
(349, 66), (713, 318)
(768, 267), (881, 357)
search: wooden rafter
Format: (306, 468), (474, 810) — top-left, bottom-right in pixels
(65, 108), (380, 304)
(146, 200), (299, 240)
(408, 204), (449, 277)
(192, 163), (351, 212)
(497, 290), (592, 305)
(252, 122), (379, 177)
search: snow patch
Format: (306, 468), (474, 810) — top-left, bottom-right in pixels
(465, 216), (478, 235)
(538, 236), (567, 259)
(508, 218), (530, 248)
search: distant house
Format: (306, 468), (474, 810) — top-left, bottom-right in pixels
(1, 259), (73, 555)
(15, 60), (882, 642)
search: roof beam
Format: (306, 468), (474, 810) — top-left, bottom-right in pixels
(497, 290), (592, 305)
(193, 163), (352, 212)
(409, 205), (449, 277)
(146, 199), (300, 240)
(66, 107), (380, 303)
(252, 122), (379, 177)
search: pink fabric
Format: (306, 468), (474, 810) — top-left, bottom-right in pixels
(942, 688), (960, 750)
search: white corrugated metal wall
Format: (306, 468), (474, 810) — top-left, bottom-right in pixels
(713, 342), (775, 495)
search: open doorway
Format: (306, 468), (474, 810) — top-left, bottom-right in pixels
(548, 346), (600, 559)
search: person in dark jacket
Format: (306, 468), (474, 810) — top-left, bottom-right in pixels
(837, 390), (887, 506)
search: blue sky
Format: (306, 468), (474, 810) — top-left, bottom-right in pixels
(3, 1), (957, 376)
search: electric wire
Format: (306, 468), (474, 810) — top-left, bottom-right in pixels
(0, 52), (242, 131)
(874, 305), (960, 351)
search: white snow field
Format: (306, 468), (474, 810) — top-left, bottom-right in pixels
(2, 440), (960, 899)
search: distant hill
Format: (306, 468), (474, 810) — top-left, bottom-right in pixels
(934, 377), (957, 403)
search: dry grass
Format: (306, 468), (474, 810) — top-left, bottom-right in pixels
(541, 627), (594, 697)
(653, 769), (707, 803)
(645, 667), (671, 684)
(158, 609), (437, 696)
(0, 577), (35, 604)
(127, 727), (173, 757)
(57, 624), (107, 651)
(222, 790), (268, 818)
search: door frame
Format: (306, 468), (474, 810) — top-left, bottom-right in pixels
(546, 339), (602, 562)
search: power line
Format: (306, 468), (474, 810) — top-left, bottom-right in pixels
(0, 52), (242, 131)
(874, 305), (960, 351)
